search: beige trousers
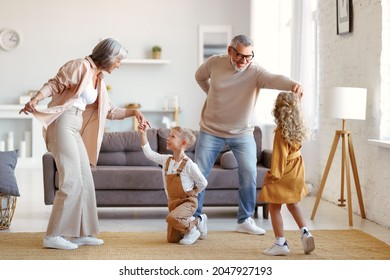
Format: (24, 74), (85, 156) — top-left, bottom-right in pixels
(45, 107), (99, 237)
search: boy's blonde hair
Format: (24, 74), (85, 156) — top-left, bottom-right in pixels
(171, 126), (196, 149)
(273, 91), (309, 145)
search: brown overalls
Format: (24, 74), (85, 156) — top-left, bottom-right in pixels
(165, 157), (198, 243)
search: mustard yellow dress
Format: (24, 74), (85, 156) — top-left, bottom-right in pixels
(258, 129), (308, 204)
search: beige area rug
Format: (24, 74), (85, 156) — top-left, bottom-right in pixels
(0, 230), (389, 260)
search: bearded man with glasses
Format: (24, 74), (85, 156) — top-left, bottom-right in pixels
(194, 34), (303, 238)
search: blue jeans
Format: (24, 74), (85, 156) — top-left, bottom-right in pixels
(194, 131), (257, 223)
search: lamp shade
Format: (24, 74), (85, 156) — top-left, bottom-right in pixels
(324, 87), (367, 120)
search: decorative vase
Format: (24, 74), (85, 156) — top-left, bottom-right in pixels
(152, 51), (161, 59)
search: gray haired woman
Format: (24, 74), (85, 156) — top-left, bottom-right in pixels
(20, 38), (150, 250)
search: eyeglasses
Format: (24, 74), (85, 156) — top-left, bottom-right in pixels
(230, 46), (254, 61)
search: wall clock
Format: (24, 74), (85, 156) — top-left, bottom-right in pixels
(0, 29), (21, 51)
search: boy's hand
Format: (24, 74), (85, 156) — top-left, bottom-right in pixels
(138, 122), (150, 146)
(138, 122), (149, 130)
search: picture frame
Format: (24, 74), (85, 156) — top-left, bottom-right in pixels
(337, 0), (352, 35)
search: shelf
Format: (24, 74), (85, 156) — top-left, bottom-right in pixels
(368, 139), (390, 149)
(121, 59), (170, 65)
(130, 108), (180, 130)
(140, 109), (179, 113)
(0, 104), (47, 167)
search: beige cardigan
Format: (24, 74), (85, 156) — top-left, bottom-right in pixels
(33, 56), (128, 166)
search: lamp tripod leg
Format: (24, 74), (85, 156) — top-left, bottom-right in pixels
(348, 134), (366, 219)
(311, 133), (340, 220)
(342, 132), (353, 226)
(338, 133), (346, 206)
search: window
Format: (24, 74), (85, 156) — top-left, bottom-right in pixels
(250, 0), (318, 130)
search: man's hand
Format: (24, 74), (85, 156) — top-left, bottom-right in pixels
(292, 83), (303, 97)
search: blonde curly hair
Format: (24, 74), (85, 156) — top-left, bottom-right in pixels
(272, 91), (309, 145)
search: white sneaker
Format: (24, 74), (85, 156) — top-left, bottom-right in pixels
(263, 241), (290, 256)
(197, 214), (208, 240)
(43, 236), (78, 250)
(72, 236), (104, 246)
(236, 217), (266, 235)
(179, 227), (201, 245)
(301, 229), (315, 254)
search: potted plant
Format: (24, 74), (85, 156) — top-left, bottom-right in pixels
(152, 45), (162, 59)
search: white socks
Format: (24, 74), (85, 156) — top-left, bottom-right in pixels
(275, 237), (286, 246)
(275, 227), (309, 246)
(300, 227), (308, 236)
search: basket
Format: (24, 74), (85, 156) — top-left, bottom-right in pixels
(0, 194), (17, 230)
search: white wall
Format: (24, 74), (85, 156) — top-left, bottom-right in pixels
(0, 0), (250, 130)
(317, 0), (390, 228)
(2, 0), (389, 228)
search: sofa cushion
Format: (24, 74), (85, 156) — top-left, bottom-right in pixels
(98, 130), (158, 166)
(0, 150), (20, 197)
(92, 166), (164, 190)
(220, 151), (238, 169)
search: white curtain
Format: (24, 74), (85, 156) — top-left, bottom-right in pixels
(291, 0), (318, 133)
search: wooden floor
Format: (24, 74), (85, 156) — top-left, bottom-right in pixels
(5, 167), (390, 245)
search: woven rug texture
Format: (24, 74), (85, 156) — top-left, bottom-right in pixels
(0, 230), (389, 260)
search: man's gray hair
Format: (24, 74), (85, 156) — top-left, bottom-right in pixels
(230, 34), (254, 48)
(90, 38), (128, 70)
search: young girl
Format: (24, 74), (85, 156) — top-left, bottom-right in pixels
(138, 125), (208, 245)
(258, 91), (314, 256)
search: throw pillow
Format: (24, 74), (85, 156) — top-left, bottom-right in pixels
(220, 151), (238, 169)
(0, 150), (20, 197)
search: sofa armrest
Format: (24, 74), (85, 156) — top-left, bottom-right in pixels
(42, 152), (57, 205)
(260, 149), (272, 168)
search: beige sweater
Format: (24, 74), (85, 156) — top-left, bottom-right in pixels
(195, 54), (297, 138)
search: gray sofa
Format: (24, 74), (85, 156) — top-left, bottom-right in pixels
(42, 126), (271, 219)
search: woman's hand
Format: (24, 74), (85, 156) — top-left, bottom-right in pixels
(19, 97), (39, 115)
(134, 109), (151, 128)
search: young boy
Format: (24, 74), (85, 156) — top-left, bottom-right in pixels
(138, 125), (208, 245)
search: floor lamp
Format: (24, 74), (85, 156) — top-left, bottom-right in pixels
(311, 87), (367, 226)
